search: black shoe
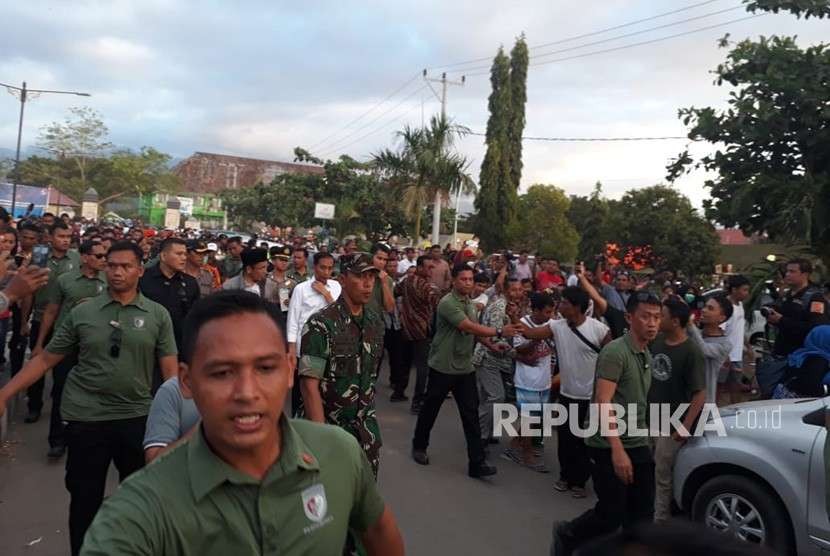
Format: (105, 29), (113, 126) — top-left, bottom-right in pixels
(412, 448), (430, 466)
(469, 461), (497, 478)
(390, 393), (409, 402)
(47, 445), (66, 459)
(24, 410), (41, 424)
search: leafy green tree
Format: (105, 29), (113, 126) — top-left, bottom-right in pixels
(508, 35), (529, 194)
(99, 147), (180, 200)
(606, 185), (718, 277)
(37, 106), (111, 193)
(507, 184), (579, 261)
(667, 1), (830, 266)
(567, 182), (612, 261)
(474, 47), (515, 251)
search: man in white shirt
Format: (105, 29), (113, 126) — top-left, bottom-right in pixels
(520, 286), (611, 498)
(397, 247), (417, 280)
(722, 275), (751, 404)
(286, 252), (341, 415)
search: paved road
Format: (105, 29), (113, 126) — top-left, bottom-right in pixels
(0, 372), (593, 556)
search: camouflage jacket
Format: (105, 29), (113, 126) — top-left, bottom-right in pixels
(297, 297), (385, 475)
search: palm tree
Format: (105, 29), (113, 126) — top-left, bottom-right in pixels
(373, 115), (475, 243)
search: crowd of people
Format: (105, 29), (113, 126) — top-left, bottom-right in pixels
(0, 211), (828, 555)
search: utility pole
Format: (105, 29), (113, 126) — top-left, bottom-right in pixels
(423, 70), (464, 248)
(1, 81), (91, 216)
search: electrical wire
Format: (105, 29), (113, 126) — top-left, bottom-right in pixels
(448, 5), (746, 75)
(466, 131), (688, 141)
(322, 103), (425, 159)
(465, 13), (763, 76)
(318, 85), (429, 157)
(307, 72), (421, 152)
(426, 0), (726, 71)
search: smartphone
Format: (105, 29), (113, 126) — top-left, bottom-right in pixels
(31, 244), (50, 268)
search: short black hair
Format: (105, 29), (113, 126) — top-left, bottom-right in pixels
(161, 237), (187, 252)
(43, 212), (55, 219)
(293, 247), (309, 259)
(430, 244), (442, 251)
(626, 291), (662, 314)
(313, 252), (334, 266)
(663, 297), (692, 328)
(530, 292), (556, 311)
(107, 240), (144, 263)
(227, 236), (243, 245)
(49, 220), (70, 235)
(79, 240), (102, 255)
(416, 255), (430, 267)
(710, 293), (734, 321)
(521, 278), (533, 286)
(473, 272), (491, 284)
(561, 286), (590, 313)
(726, 274), (750, 292)
(786, 257), (813, 275)
(181, 291), (282, 365)
(18, 222), (41, 235)
(372, 243), (391, 256)
(452, 263), (473, 278)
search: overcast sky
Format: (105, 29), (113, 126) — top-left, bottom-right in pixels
(0, 0), (825, 209)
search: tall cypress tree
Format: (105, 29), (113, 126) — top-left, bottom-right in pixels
(508, 35), (528, 194)
(474, 47), (514, 251)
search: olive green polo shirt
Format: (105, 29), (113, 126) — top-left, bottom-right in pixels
(586, 333), (653, 450)
(367, 274), (395, 316)
(46, 291), (178, 422)
(81, 418), (386, 556)
(47, 269), (107, 331)
(428, 290), (478, 375)
(33, 249), (81, 321)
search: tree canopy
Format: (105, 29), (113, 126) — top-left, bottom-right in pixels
(507, 184), (578, 261)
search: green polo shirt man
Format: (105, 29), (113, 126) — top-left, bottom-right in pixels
(81, 290), (405, 556)
(411, 263), (519, 478)
(0, 241), (180, 556)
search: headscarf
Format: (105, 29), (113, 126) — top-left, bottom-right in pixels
(787, 325), (830, 368)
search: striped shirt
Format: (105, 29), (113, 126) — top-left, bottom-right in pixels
(395, 273), (440, 341)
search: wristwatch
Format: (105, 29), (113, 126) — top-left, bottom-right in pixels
(496, 327), (503, 339)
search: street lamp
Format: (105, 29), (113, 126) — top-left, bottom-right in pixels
(1, 81), (91, 217)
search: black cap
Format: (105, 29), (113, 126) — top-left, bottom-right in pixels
(339, 252), (380, 275)
(186, 239), (208, 253)
(269, 244), (292, 260)
(241, 248), (268, 268)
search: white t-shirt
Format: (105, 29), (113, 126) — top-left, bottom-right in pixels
(549, 317), (609, 400)
(397, 258), (417, 278)
(724, 301), (745, 363)
(513, 316), (554, 391)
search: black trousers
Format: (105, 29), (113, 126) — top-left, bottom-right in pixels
(291, 358), (303, 417)
(9, 305), (26, 377)
(64, 416), (147, 556)
(25, 320), (44, 413)
(389, 330), (414, 396)
(49, 354), (77, 448)
(403, 338), (430, 403)
(557, 394), (590, 488)
(412, 368), (485, 466)
(558, 446), (655, 555)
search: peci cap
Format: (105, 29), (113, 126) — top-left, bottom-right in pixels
(186, 239), (208, 253)
(241, 248), (268, 268)
(270, 244), (292, 260)
(339, 252), (380, 275)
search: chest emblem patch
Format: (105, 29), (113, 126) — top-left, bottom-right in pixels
(133, 317), (145, 329)
(302, 484), (328, 523)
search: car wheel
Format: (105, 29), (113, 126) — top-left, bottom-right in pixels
(691, 475), (793, 554)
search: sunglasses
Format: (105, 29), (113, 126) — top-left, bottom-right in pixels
(91, 253), (107, 259)
(110, 326), (122, 358)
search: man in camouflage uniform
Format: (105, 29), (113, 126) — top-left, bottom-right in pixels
(298, 252), (385, 476)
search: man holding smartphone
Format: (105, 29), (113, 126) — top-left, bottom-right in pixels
(22, 220), (79, 424)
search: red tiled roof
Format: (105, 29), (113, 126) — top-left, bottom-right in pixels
(47, 186), (79, 207)
(716, 228), (754, 245)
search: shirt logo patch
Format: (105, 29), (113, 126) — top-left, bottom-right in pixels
(302, 484), (328, 523)
(67, 263), (73, 270)
(652, 353), (672, 382)
(133, 317), (145, 329)
(96, 284), (103, 293)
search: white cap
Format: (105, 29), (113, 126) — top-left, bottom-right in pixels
(207, 242), (218, 251)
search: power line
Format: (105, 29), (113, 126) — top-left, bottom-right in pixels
(307, 72), (420, 152)
(318, 85), (429, 157)
(322, 103), (424, 159)
(465, 13), (763, 76)
(449, 4), (745, 75)
(467, 131), (688, 141)
(426, 0), (726, 71)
